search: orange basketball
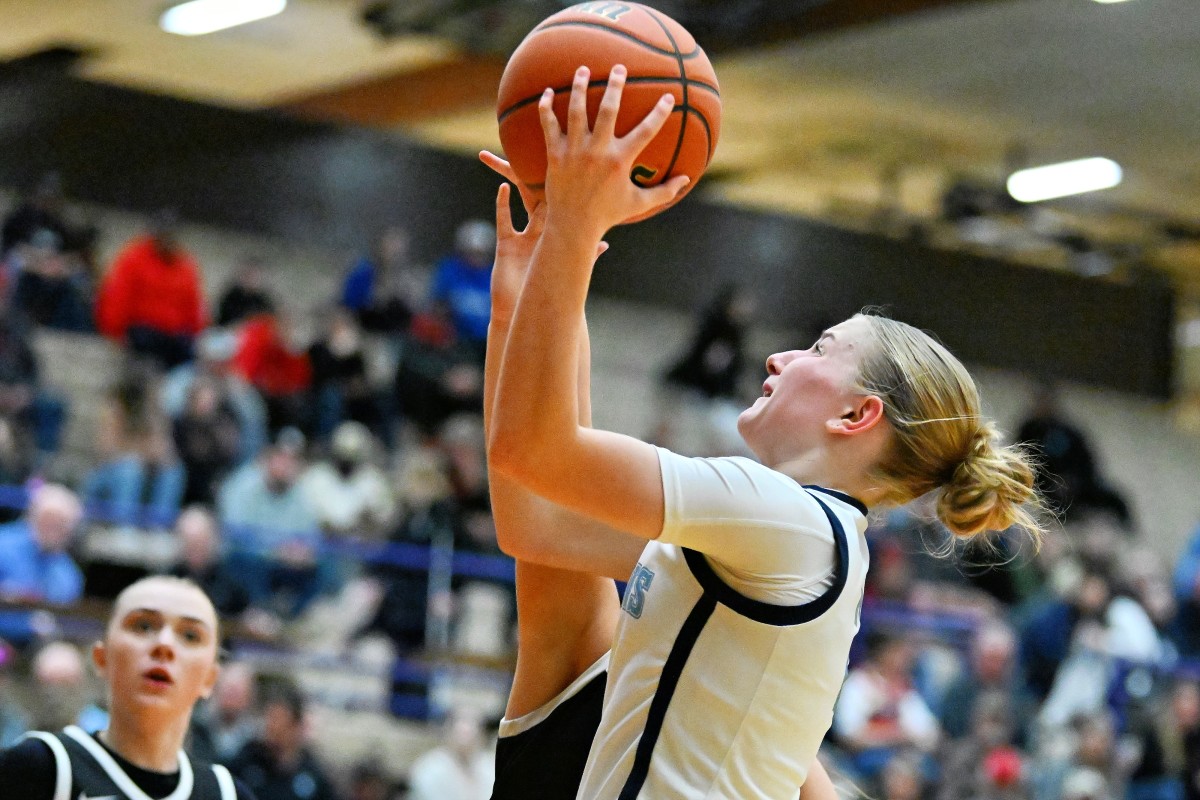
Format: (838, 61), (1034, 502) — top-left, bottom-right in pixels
(496, 2), (721, 222)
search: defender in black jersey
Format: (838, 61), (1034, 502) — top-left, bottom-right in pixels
(490, 654), (607, 799)
(0, 576), (256, 800)
(0, 724), (254, 800)
(482, 172), (636, 799)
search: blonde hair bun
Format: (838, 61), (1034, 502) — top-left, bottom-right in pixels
(936, 422), (1037, 537)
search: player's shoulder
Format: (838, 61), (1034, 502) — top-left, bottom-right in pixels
(0, 732), (59, 761)
(0, 733), (62, 800)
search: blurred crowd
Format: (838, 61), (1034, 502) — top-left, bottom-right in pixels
(0, 175), (507, 797)
(0, 175), (1198, 799)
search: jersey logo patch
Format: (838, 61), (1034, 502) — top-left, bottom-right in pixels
(621, 563), (655, 618)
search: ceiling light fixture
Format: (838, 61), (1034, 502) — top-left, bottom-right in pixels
(1091, 0), (1134, 4)
(1006, 158), (1123, 203)
(160, 0), (287, 36)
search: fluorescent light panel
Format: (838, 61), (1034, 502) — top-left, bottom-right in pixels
(1092, 0), (1134, 4)
(161, 0), (286, 36)
(1007, 157), (1123, 203)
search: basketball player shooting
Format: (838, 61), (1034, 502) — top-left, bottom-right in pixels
(484, 62), (1042, 799)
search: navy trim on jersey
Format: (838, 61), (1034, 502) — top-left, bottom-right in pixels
(617, 491), (857, 797)
(803, 485), (868, 516)
(682, 491), (850, 626)
(618, 593), (718, 800)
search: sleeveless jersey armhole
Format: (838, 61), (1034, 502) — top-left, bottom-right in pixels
(21, 733), (72, 800)
(212, 764), (237, 800)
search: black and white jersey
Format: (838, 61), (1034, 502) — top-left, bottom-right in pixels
(0, 725), (251, 800)
(577, 450), (870, 800)
(491, 652), (608, 800)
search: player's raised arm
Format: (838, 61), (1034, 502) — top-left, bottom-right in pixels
(488, 65), (689, 540)
(482, 161), (645, 580)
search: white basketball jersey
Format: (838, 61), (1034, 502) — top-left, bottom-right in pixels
(577, 451), (869, 800)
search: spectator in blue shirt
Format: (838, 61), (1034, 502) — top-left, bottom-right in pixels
(217, 428), (327, 617)
(429, 220), (495, 361)
(0, 483), (84, 605)
(341, 226), (411, 313)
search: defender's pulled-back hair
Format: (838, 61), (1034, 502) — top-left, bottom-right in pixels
(109, 575), (221, 642)
(855, 313), (1043, 540)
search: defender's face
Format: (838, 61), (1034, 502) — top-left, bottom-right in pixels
(95, 580), (219, 718)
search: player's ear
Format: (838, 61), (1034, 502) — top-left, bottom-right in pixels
(827, 395), (885, 436)
(200, 661), (219, 701)
(91, 640), (107, 677)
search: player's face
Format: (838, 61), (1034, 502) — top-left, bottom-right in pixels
(738, 316), (874, 465)
(95, 580), (219, 718)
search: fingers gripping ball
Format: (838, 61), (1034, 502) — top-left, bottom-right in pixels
(497, 2), (721, 222)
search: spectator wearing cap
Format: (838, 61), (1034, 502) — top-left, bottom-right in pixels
(9, 228), (92, 332)
(301, 421), (395, 541)
(161, 327), (269, 465)
(0, 484), (84, 605)
(429, 219), (495, 362)
(216, 255), (275, 328)
(218, 428), (325, 617)
(95, 211), (207, 369)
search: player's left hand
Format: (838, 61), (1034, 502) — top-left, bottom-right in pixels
(481, 150), (544, 220)
(486, 162), (607, 324)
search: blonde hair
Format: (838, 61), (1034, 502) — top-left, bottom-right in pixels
(855, 314), (1043, 541)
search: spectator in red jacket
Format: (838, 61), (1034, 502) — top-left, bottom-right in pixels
(232, 310), (312, 435)
(95, 211), (206, 369)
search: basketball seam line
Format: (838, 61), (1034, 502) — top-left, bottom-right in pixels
(497, 76), (719, 125)
(643, 6), (690, 179)
(533, 20), (704, 60)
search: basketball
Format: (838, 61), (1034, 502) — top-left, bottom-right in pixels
(496, 2), (721, 222)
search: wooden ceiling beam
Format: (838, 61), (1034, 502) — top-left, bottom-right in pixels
(279, 53), (506, 126)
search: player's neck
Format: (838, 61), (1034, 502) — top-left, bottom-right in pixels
(773, 447), (879, 508)
(100, 710), (188, 773)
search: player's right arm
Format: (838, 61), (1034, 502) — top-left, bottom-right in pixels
(483, 175), (641, 717)
(483, 172), (646, 580)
